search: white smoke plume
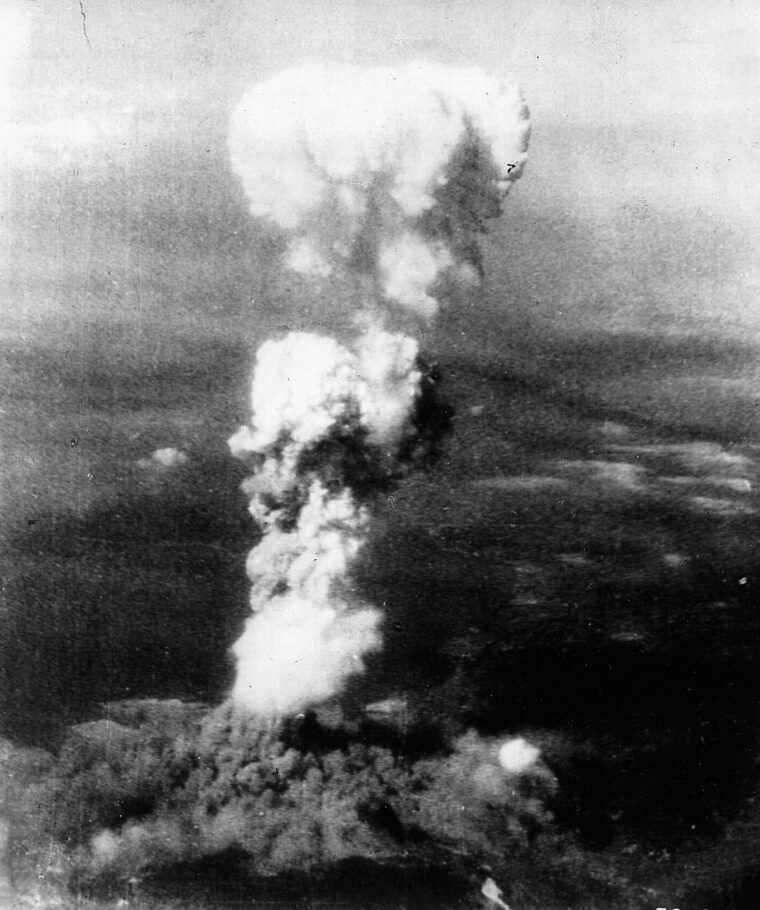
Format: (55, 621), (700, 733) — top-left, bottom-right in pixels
(228, 331), (423, 716)
(229, 61), (530, 320)
(228, 62), (529, 718)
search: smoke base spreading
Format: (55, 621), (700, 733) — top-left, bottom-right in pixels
(5, 701), (556, 898)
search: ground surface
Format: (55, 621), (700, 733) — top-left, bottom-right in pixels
(3, 334), (760, 907)
(2, 169), (760, 906)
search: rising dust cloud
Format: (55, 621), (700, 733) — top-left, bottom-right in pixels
(227, 61), (530, 718)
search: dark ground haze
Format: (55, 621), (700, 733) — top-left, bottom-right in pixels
(2, 144), (760, 907)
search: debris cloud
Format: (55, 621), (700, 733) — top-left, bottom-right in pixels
(228, 61), (530, 718)
(229, 61), (530, 320)
(227, 331), (423, 716)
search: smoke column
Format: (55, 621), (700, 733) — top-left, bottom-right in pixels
(228, 62), (530, 717)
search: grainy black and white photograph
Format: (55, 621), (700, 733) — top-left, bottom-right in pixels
(2, 2), (760, 908)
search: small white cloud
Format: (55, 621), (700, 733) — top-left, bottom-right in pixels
(558, 459), (645, 491)
(663, 552), (689, 569)
(611, 442), (752, 474)
(498, 736), (540, 774)
(689, 496), (755, 516)
(5, 105), (140, 171)
(610, 630), (645, 644)
(91, 829), (119, 862)
(707, 476), (752, 494)
(599, 421), (630, 439)
(482, 876), (512, 910)
(558, 552), (592, 567)
(471, 475), (566, 492)
(137, 447), (189, 471)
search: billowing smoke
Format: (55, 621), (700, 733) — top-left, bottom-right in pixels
(9, 704), (556, 896)
(228, 62), (530, 718)
(229, 61), (529, 319)
(227, 329), (426, 715)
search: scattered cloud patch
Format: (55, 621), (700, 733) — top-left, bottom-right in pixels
(662, 553), (690, 569)
(471, 475), (566, 492)
(661, 474), (752, 494)
(599, 421), (630, 439)
(610, 442), (753, 475)
(689, 496), (755, 517)
(136, 447), (189, 472)
(556, 459), (646, 491)
(706, 476), (752, 494)
(558, 553), (592, 568)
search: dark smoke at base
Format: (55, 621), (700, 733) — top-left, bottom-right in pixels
(5, 700), (556, 897)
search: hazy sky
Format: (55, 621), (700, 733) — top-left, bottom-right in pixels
(2, 0), (759, 338)
(2, 0), (760, 542)
(4, 1), (757, 201)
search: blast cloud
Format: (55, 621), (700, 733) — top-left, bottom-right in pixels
(229, 62), (529, 320)
(17, 705), (554, 892)
(228, 62), (530, 718)
(227, 331), (424, 716)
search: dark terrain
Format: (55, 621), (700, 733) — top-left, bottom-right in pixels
(2, 160), (760, 906)
(3, 320), (760, 906)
